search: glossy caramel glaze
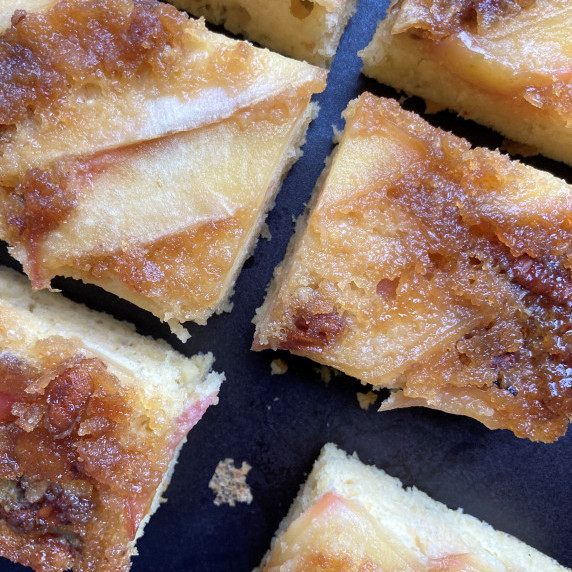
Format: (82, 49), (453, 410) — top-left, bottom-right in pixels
(0, 341), (179, 572)
(393, 0), (536, 37)
(254, 94), (571, 441)
(71, 214), (247, 310)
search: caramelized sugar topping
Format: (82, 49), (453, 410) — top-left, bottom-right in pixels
(0, 342), (176, 570)
(394, 0), (536, 37)
(4, 167), (79, 288)
(284, 312), (346, 352)
(0, 0), (186, 125)
(389, 0), (570, 119)
(263, 95), (571, 441)
(0, 0), (263, 127)
(67, 210), (251, 318)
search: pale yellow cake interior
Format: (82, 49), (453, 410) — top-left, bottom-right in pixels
(168, 0), (358, 66)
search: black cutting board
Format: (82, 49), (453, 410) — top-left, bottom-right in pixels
(0, 0), (571, 570)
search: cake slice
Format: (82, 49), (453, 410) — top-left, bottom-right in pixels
(359, 0), (572, 165)
(167, 0), (358, 67)
(0, 89), (320, 334)
(253, 93), (572, 442)
(0, 267), (223, 572)
(0, 0), (326, 334)
(258, 443), (568, 571)
(0, 0), (327, 187)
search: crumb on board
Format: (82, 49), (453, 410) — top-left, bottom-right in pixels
(260, 222), (272, 241)
(314, 365), (340, 386)
(270, 358), (288, 375)
(209, 458), (253, 507)
(423, 99), (444, 114)
(357, 391), (378, 411)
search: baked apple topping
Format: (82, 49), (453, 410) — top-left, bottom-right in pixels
(254, 94), (571, 441)
(263, 491), (488, 571)
(388, 0), (571, 119)
(0, 342), (185, 571)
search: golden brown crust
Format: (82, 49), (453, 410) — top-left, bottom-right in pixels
(0, 0), (325, 329)
(391, 0), (536, 37)
(254, 93), (572, 441)
(360, 0), (572, 165)
(0, 0), (327, 188)
(0, 265), (222, 571)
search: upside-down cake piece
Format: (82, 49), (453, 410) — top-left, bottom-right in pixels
(0, 0), (326, 335)
(359, 0), (572, 165)
(253, 93), (572, 442)
(258, 444), (568, 571)
(0, 267), (223, 571)
(0, 0), (326, 187)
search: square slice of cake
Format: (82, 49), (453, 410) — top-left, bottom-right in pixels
(167, 0), (358, 67)
(359, 0), (572, 166)
(0, 267), (223, 572)
(0, 0), (326, 336)
(253, 93), (572, 442)
(0, 0), (327, 187)
(258, 443), (568, 571)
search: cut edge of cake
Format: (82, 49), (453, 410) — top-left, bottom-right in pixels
(169, 0), (358, 67)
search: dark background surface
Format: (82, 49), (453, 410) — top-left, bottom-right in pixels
(1, 0), (571, 570)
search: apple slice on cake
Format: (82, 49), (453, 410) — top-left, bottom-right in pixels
(258, 444), (568, 571)
(359, 0), (572, 165)
(0, 0), (326, 334)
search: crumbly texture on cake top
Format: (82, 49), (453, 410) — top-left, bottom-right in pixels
(0, 0), (327, 187)
(258, 443), (568, 571)
(253, 93), (572, 442)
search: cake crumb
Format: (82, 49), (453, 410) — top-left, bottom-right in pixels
(209, 459), (253, 507)
(167, 319), (190, 342)
(260, 222), (272, 241)
(357, 391), (378, 410)
(270, 359), (288, 375)
(314, 365), (340, 385)
(424, 99), (445, 114)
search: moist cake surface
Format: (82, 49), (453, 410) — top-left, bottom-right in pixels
(259, 444), (569, 571)
(167, 0), (358, 66)
(359, 0), (572, 165)
(253, 93), (572, 442)
(0, 0), (57, 32)
(0, 267), (222, 572)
